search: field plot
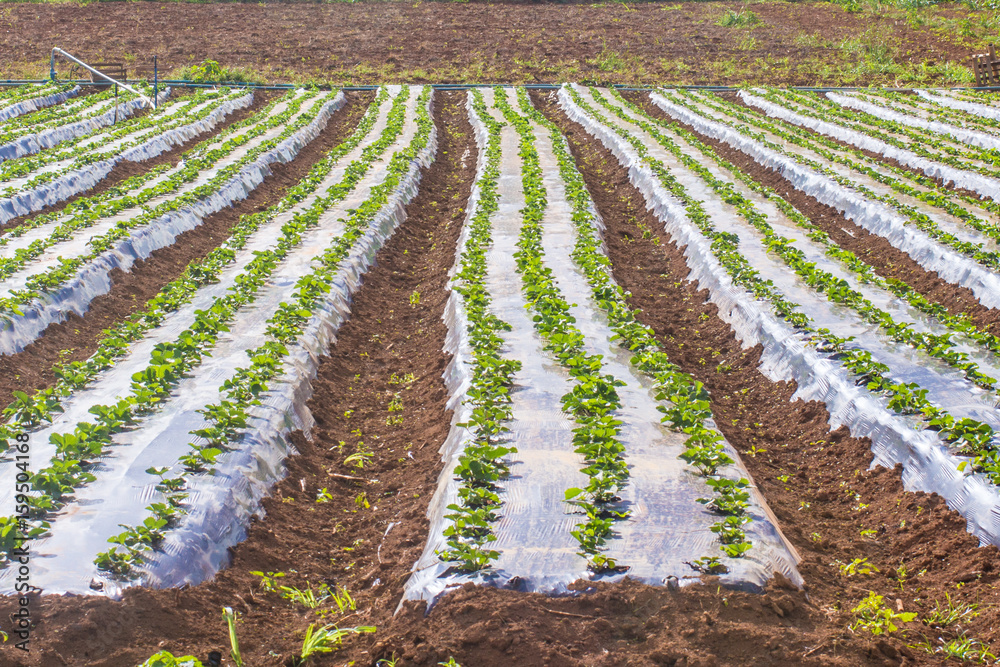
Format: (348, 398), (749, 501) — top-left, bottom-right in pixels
(2, 83), (1000, 665)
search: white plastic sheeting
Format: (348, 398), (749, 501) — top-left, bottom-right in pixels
(404, 88), (801, 609)
(915, 90), (1000, 124)
(594, 87), (1000, 438)
(0, 90), (252, 228)
(738, 90), (1000, 201)
(0, 91), (336, 357)
(562, 85), (1000, 556)
(659, 91), (1000, 310)
(827, 91), (1000, 152)
(0, 86), (434, 595)
(0, 85), (81, 123)
(0, 90), (165, 163)
(681, 91), (1000, 258)
(0, 94), (258, 287)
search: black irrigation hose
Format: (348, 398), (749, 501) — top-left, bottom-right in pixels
(3, 80), (1000, 92)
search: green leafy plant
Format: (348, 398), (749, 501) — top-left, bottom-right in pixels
(222, 607), (244, 667)
(837, 557), (880, 577)
(298, 625), (375, 663)
(717, 8), (760, 27)
(923, 592), (980, 628)
(850, 591), (917, 636)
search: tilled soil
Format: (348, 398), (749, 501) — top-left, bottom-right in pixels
(0, 2), (984, 86)
(0, 90), (477, 667)
(0, 90), (366, 410)
(528, 91), (1000, 665)
(0, 89), (274, 235)
(3, 90), (1000, 667)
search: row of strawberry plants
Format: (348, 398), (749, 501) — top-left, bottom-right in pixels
(916, 90), (1000, 129)
(0, 83), (74, 108)
(0, 85), (163, 183)
(834, 90), (1000, 156)
(610, 90), (1000, 382)
(0, 89), (281, 295)
(493, 87), (631, 573)
(0, 92), (398, 564)
(0, 89), (400, 562)
(595, 89), (998, 390)
(565, 86), (1000, 485)
(721, 89), (1000, 248)
(0, 88), (284, 249)
(0, 86), (122, 145)
(0, 88), (357, 460)
(771, 88), (1000, 183)
(740, 89), (1000, 224)
(829, 90), (1000, 167)
(0, 84), (83, 129)
(0, 87), (237, 194)
(0, 90), (336, 335)
(92, 86), (428, 577)
(868, 89), (1000, 136)
(435, 90), (520, 573)
(664, 90), (1000, 275)
(521, 88), (753, 569)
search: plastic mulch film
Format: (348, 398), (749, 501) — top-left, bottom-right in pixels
(0, 85), (81, 123)
(826, 91), (1000, 153)
(561, 84), (1000, 556)
(0, 86), (434, 596)
(0, 91), (160, 163)
(737, 90), (1000, 202)
(0, 90), (332, 357)
(0, 89), (255, 227)
(678, 92), (1000, 259)
(0, 96), (257, 269)
(587, 86), (1000, 442)
(0, 93), (259, 285)
(402, 88), (802, 610)
(916, 90), (1000, 123)
(656, 91), (1000, 311)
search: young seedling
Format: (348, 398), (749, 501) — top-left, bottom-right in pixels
(686, 556), (729, 575)
(850, 592), (917, 636)
(836, 557), (880, 577)
(249, 570), (286, 593)
(222, 607), (244, 667)
(298, 625), (375, 664)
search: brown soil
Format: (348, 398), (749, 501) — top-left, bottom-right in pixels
(0, 90), (275, 235)
(0, 2), (985, 86)
(0, 91), (368, 411)
(623, 91), (1000, 337)
(0, 89), (476, 667)
(525, 91), (1000, 665)
(4, 88), (1000, 667)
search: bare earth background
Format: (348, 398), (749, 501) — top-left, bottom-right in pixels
(0, 1), (995, 86)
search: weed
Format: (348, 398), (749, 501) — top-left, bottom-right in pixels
(837, 557), (880, 577)
(222, 607), (244, 667)
(850, 591), (917, 636)
(250, 570), (286, 592)
(717, 8), (760, 28)
(298, 625), (375, 663)
(923, 592), (979, 628)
